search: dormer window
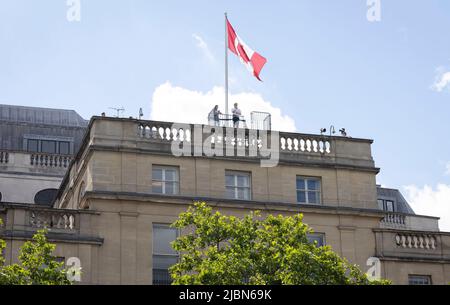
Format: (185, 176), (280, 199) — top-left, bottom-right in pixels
(377, 199), (395, 212)
(23, 135), (73, 155)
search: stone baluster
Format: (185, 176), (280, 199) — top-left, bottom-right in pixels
(395, 233), (437, 250)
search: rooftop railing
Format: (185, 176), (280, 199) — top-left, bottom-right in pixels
(136, 121), (335, 157)
(30, 153), (72, 168)
(0, 203), (100, 238)
(380, 212), (439, 232)
(374, 228), (450, 261)
(28, 209), (77, 232)
(0, 151), (72, 175)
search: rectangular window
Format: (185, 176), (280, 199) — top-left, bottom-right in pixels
(152, 224), (178, 285)
(307, 233), (325, 247)
(385, 200), (395, 212)
(59, 141), (70, 155)
(152, 166), (179, 195)
(378, 199), (396, 212)
(41, 140), (56, 154)
(296, 177), (321, 204)
(377, 199), (384, 210)
(225, 171), (251, 200)
(27, 139), (39, 152)
(408, 275), (431, 285)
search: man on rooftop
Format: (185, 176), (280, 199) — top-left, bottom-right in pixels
(231, 103), (241, 128)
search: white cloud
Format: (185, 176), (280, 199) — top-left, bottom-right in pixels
(431, 69), (450, 92)
(192, 34), (215, 62)
(445, 162), (450, 176)
(150, 82), (297, 132)
(404, 184), (450, 232)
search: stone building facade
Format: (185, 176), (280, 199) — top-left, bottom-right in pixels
(1, 113), (449, 285)
(0, 104), (87, 205)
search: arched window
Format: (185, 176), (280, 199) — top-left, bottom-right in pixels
(34, 189), (58, 206)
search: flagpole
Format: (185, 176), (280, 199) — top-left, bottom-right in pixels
(224, 12), (229, 116)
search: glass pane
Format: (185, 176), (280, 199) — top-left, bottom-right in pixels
(165, 182), (179, 195)
(152, 168), (163, 180)
(386, 201), (394, 212)
(225, 175), (235, 186)
(152, 268), (173, 285)
(237, 175), (249, 187)
(377, 199), (384, 210)
(41, 140), (56, 154)
(296, 178), (305, 190)
(152, 255), (178, 269)
(225, 187), (235, 199)
(243, 188), (250, 200)
(307, 234), (324, 247)
(27, 139), (39, 152)
(308, 191), (318, 203)
(297, 191), (306, 203)
(152, 181), (163, 194)
(59, 142), (70, 155)
(237, 188), (250, 200)
(164, 169), (177, 181)
(409, 276), (431, 285)
(153, 226), (177, 255)
(307, 179), (319, 191)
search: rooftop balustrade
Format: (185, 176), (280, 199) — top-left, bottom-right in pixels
(131, 119), (374, 169)
(0, 203), (102, 243)
(380, 212), (440, 232)
(374, 228), (450, 261)
(0, 150), (72, 175)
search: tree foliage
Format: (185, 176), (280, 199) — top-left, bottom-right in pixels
(169, 202), (390, 285)
(0, 220), (72, 285)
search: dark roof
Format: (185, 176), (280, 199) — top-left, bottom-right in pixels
(377, 186), (415, 214)
(0, 104), (88, 127)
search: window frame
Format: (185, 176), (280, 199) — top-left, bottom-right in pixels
(152, 223), (179, 285)
(40, 140), (57, 154)
(307, 233), (326, 247)
(408, 275), (432, 285)
(225, 170), (252, 201)
(59, 141), (71, 155)
(152, 165), (180, 195)
(27, 139), (39, 152)
(385, 200), (395, 212)
(377, 199), (396, 212)
(296, 176), (322, 205)
(377, 199), (384, 210)
(23, 135), (74, 155)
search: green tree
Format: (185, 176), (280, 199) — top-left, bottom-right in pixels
(0, 220), (73, 285)
(169, 202), (390, 285)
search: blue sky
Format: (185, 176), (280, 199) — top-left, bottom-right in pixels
(1, 1), (450, 227)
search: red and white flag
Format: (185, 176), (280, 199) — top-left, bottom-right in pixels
(227, 19), (267, 81)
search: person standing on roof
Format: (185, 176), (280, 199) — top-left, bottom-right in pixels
(213, 105), (222, 126)
(231, 103), (241, 128)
